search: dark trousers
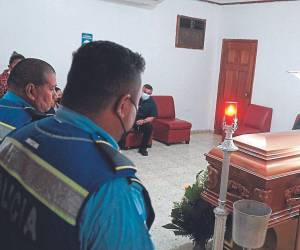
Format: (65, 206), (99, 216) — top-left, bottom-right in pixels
(118, 123), (153, 149)
(136, 123), (153, 149)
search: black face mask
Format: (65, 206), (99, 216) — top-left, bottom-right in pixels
(117, 98), (138, 144)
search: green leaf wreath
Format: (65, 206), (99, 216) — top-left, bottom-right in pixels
(163, 170), (233, 248)
(163, 170), (215, 247)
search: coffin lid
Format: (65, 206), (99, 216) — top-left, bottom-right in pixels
(207, 131), (300, 178)
(233, 130), (300, 160)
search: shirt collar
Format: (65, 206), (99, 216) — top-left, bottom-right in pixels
(2, 91), (32, 107)
(55, 106), (119, 150)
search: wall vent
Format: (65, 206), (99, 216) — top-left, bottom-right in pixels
(175, 15), (206, 50)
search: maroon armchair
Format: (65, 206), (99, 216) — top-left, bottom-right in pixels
(151, 96), (192, 145)
(234, 104), (273, 136)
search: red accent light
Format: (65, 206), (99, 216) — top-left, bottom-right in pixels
(224, 102), (237, 125)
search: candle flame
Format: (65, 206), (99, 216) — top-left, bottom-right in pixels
(225, 104), (237, 117)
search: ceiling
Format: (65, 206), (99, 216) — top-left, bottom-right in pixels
(199, 0), (299, 5)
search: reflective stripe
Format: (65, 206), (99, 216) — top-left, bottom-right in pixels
(0, 121), (15, 140)
(128, 177), (143, 187)
(0, 137), (89, 225)
(115, 166), (137, 171)
(95, 139), (122, 152)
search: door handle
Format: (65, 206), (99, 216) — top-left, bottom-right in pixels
(244, 92), (249, 97)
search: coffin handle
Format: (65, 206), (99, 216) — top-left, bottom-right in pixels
(227, 180), (250, 200)
(285, 185), (300, 206)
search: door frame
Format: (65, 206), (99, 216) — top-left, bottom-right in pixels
(214, 38), (258, 134)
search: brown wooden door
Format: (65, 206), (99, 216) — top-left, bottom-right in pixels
(214, 39), (258, 134)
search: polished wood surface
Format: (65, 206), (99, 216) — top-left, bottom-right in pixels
(234, 130), (300, 159)
(202, 131), (300, 228)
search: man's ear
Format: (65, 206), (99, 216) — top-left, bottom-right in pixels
(115, 94), (131, 119)
(24, 83), (37, 102)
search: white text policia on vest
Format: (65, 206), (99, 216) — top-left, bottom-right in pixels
(0, 172), (37, 241)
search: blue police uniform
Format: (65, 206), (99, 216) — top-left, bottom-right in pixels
(0, 106), (155, 250)
(0, 91), (51, 140)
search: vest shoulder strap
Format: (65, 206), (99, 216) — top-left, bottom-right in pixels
(95, 140), (136, 172)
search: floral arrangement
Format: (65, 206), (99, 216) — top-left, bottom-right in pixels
(163, 170), (232, 249)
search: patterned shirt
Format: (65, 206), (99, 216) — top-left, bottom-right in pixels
(0, 69), (9, 98)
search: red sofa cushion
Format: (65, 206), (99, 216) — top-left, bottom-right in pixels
(243, 104), (272, 131)
(151, 96), (175, 119)
(154, 118), (192, 130)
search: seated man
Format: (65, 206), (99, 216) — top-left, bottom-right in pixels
(135, 84), (157, 156)
(0, 58), (57, 139)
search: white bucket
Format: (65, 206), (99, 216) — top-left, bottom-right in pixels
(232, 199), (272, 249)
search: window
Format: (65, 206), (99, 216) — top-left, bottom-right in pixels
(175, 15), (206, 50)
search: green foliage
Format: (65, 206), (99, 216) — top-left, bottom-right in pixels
(163, 170), (215, 247)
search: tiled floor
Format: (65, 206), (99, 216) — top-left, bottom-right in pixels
(122, 132), (221, 250)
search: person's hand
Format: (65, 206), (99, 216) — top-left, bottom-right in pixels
(136, 119), (144, 126)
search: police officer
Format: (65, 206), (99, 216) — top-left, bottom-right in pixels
(0, 41), (155, 250)
(0, 58), (57, 140)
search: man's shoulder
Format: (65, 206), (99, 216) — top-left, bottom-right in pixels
(149, 97), (156, 103)
(0, 100), (32, 127)
(147, 97), (157, 110)
(6, 117), (99, 165)
(12, 116), (88, 138)
(8, 118), (138, 190)
(143, 97), (156, 106)
(0, 98), (22, 107)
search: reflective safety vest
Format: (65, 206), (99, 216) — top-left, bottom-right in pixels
(0, 99), (51, 140)
(0, 117), (154, 250)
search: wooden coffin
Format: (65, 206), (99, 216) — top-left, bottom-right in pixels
(201, 130), (300, 228)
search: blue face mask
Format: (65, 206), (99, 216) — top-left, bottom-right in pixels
(141, 92), (150, 100)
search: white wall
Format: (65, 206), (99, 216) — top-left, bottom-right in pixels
(1, 0), (299, 132)
(0, 0), (222, 131)
(219, 2), (300, 131)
